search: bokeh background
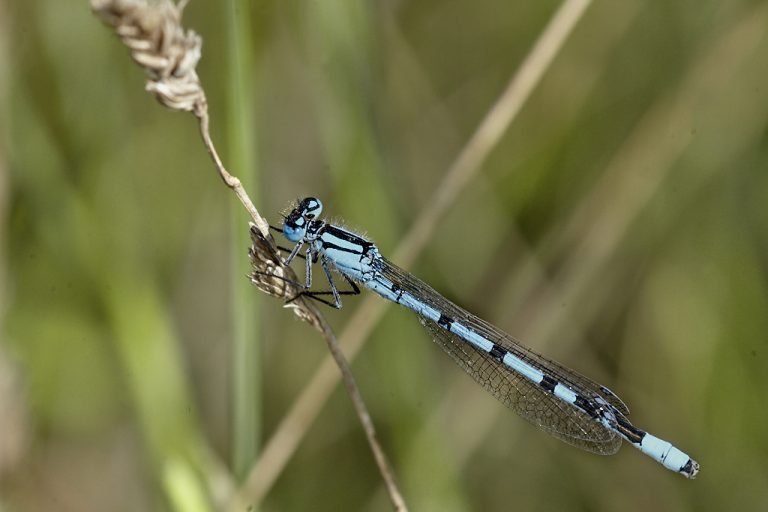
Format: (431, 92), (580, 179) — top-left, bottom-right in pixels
(2, 0), (768, 510)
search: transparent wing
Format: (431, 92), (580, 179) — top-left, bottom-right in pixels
(377, 258), (624, 454)
(529, 350), (630, 416)
(420, 318), (621, 454)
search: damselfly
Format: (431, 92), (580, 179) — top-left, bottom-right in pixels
(278, 197), (700, 479)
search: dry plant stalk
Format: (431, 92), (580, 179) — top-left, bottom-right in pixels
(91, 0), (313, 323)
(91, 0), (267, 234)
(92, 1), (407, 510)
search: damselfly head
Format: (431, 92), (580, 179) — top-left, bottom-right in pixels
(299, 197), (323, 219)
(283, 197), (324, 242)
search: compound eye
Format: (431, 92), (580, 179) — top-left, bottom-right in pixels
(282, 216), (306, 243)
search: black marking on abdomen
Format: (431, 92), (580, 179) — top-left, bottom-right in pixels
(391, 283), (404, 303)
(574, 395), (599, 419)
(489, 344), (507, 362)
(437, 314), (454, 331)
(540, 375), (558, 394)
(615, 416), (645, 444)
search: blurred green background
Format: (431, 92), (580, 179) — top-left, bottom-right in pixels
(2, 0), (768, 510)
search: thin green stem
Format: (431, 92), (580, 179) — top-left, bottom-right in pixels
(226, 0), (260, 482)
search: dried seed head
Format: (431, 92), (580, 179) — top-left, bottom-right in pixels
(248, 225), (323, 330)
(92, 0), (205, 113)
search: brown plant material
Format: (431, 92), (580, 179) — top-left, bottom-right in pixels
(247, 225), (324, 331)
(92, 0), (204, 113)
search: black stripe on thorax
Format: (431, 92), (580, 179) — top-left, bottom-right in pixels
(323, 225), (371, 245)
(438, 314), (454, 331)
(320, 240), (363, 255)
(320, 225), (375, 257)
